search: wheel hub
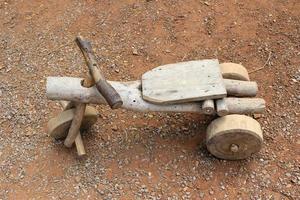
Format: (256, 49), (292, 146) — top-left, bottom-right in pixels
(230, 144), (239, 153)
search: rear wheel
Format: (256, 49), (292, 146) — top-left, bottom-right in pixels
(220, 62), (250, 81)
(206, 114), (263, 160)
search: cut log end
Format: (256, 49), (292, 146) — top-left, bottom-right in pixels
(216, 98), (229, 116)
(202, 99), (215, 115)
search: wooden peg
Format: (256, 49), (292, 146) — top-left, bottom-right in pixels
(216, 98), (229, 116)
(74, 133), (86, 156)
(63, 75), (94, 148)
(202, 99), (215, 115)
(59, 101), (86, 156)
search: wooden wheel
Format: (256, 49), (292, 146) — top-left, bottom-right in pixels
(47, 106), (98, 139)
(206, 114), (263, 160)
(220, 63), (250, 81)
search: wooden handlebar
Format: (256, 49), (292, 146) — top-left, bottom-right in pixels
(75, 36), (123, 109)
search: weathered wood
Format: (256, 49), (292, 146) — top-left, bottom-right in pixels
(223, 79), (257, 97)
(76, 36), (122, 109)
(75, 133), (86, 156)
(224, 97), (266, 114)
(202, 100), (215, 115)
(216, 98), (229, 116)
(64, 103), (87, 148)
(60, 101), (69, 109)
(142, 60), (227, 104)
(59, 101), (86, 156)
(46, 77), (265, 114)
(206, 114), (263, 160)
(64, 75), (94, 148)
(220, 63), (250, 81)
(47, 106), (98, 139)
(61, 101), (75, 111)
(82, 72), (95, 87)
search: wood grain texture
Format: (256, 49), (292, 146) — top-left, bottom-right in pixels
(142, 60), (227, 104)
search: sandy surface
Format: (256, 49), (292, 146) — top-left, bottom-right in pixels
(0, 0), (299, 199)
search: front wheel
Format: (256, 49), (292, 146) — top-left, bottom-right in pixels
(47, 106), (98, 139)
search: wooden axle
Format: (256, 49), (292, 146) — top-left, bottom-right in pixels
(223, 79), (257, 97)
(46, 77), (265, 115)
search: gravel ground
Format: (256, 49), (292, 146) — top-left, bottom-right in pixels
(0, 0), (299, 199)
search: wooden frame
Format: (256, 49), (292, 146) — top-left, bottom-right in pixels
(46, 77), (265, 115)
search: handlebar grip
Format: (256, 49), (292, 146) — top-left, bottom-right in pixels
(95, 79), (123, 109)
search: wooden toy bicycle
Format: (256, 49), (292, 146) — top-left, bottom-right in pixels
(46, 37), (265, 160)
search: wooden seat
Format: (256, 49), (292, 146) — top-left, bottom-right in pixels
(142, 59), (227, 104)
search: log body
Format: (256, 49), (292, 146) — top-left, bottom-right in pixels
(46, 77), (265, 114)
(47, 77), (203, 113)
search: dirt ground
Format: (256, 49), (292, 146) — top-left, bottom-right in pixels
(0, 0), (299, 199)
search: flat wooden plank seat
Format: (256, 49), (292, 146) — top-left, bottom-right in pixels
(141, 59), (227, 104)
